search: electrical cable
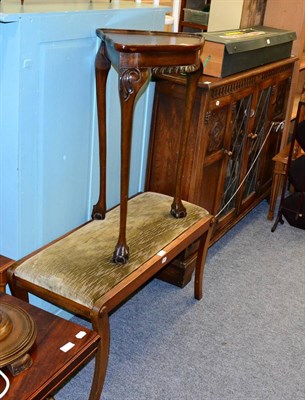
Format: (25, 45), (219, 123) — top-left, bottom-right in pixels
(0, 370), (10, 399)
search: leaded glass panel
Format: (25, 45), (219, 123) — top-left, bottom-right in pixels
(220, 95), (252, 216)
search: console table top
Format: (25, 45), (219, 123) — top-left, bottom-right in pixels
(96, 29), (204, 53)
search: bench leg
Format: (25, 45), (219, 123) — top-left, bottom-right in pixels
(89, 306), (110, 400)
(7, 268), (30, 303)
(194, 220), (214, 300)
(0, 255), (15, 293)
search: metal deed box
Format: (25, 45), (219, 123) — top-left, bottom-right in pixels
(201, 26), (296, 78)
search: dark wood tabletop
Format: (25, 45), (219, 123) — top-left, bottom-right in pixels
(96, 29), (204, 53)
(0, 293), (100, 400)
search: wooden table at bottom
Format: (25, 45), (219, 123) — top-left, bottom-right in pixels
(0, 293), (100, 400)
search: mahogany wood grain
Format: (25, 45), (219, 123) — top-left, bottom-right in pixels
(0, 293), (100, 400)
(0, 255), (15, 293)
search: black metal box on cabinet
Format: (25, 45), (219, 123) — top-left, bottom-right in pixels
(201, 26), (296, 78)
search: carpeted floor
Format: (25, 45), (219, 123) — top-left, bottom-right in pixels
(56, 199), (305, 400)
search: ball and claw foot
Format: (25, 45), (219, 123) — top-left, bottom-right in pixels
(92, 212), (105, 220)
(91, 204), (106, 220)
(112, 244), (129, 264)
(170, 201), (187, 218)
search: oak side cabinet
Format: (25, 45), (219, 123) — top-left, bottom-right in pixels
(146, 57), (295, 286)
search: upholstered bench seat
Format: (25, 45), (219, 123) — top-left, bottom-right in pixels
(13, 192), (210, 309)
(10, 192), (212, 400)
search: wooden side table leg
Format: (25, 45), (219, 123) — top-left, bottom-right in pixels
(113, 68), (151, 263)
(0, 255), (15, 293)
(89, 307), (110, 400)
(171, 66), (202, 218)
(194, 219), (213, 300)
(92, 42), (111, 220)
(7, 268), (30, 302)
(268, 171), (282, 220)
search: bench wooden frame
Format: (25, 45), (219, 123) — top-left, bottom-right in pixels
(7, 205), (213, 399)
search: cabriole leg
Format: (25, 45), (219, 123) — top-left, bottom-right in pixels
(92, 42), (111, 221)
(112, 68), (150, 264)
(171, 67), (202, 218)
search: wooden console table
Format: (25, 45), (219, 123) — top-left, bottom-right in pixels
(93, 29), (204, 264)
(0, 292), (100, 400)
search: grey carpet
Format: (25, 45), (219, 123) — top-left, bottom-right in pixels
(56, 200), (305, 400)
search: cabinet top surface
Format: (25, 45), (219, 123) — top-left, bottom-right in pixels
(0, 0), (166, 19)
(159, 56), (297, 89)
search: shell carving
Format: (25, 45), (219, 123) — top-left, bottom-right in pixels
(120, 68), (142, 101)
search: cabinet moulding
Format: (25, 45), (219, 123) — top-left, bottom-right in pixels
(210, 77), (256, 99)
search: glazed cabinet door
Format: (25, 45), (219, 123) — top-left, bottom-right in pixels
(255, 77), (291, 195)
(217, 91), (253, 220)
(239, 83), (274, 210)
(239, 75), (291, 212)
(214, 80), (282, 232)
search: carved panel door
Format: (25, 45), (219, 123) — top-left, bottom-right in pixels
(190, 99), (233, 216)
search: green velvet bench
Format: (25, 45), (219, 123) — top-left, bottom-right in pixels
(10, 192), (211, 308)
(8, 192), (213, 399)
(7, 30), (213, 400)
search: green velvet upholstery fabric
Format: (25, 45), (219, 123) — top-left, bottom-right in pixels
(14, 192), (210, 308)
